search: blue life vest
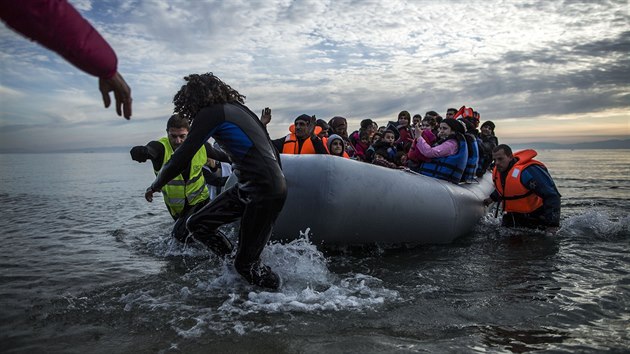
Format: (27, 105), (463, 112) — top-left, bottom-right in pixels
(462, 133), (479, 183)
(418, 135), (468, 183)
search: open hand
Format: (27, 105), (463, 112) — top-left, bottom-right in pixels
(260, 107), (271, 126)
(99, 71), (132, 119)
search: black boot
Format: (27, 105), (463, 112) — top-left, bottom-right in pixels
(235, 261), (281, 290)
(192, 231), (233, 258)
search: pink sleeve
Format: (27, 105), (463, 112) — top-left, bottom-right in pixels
(417, 138), (458, 158)
(421, 129), (436, 145)
(0, 0), (117, 78)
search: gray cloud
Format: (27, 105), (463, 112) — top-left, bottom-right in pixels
(1, 0), (628, 152)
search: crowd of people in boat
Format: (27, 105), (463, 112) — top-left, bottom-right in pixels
(260, 106), (499, 184)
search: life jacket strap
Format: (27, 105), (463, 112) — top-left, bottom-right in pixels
(500, 189), (534, 201)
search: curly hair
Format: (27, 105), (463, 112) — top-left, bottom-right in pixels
(173, 73), (246, 121)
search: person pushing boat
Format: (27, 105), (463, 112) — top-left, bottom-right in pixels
(484, 144), (561, 234)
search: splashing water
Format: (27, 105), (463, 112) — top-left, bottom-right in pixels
(561, 209), (630, 240)
(112, 229), (400, 338)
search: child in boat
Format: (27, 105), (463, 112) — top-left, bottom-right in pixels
(407, 116), (438, 168)
(327, 134), (350, 158)
(349, 119), (376, 147)
(353, 131), (371, 161)
(373, 146), (400, 169)
(395, 110), (414, 152)
(395, 150), (408, 167)
(369, 126), (398, 164)
(364, 132), (383, 162)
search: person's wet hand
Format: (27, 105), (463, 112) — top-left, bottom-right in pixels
(145, 186), (156, 202)
(99, 71), (132, 119)
(544, 226), (560, 236)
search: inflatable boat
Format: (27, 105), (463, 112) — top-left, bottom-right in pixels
(268, 154), (495, 245)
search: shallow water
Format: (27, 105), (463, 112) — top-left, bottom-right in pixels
(0, 150), (629, 353)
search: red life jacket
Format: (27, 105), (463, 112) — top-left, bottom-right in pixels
(453, 105), (474, 119)
(492, 149), (545, 213)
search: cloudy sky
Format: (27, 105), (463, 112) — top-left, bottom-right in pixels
(0, 0), (628, 152)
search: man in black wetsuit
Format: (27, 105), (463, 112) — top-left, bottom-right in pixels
(144, 73), (287, 290)
(130, 114), (230, 243)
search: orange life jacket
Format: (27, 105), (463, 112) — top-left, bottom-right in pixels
(492, 149), (545, 213)
(321, 136), (330, 153)
(282, 124), (317, 154)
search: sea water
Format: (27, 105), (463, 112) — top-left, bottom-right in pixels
(0, 150), (628, 353)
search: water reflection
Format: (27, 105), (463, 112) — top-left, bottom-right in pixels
(480, 325), (569, 353)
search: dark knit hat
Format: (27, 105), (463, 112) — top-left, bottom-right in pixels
(481, 121), (495, 131)
(442, 118), (465, 135)
(295, 114), (312, 123)
(385, 122), (400, 140)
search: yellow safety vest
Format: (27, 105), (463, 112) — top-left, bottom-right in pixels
(156, 137), (209, 218)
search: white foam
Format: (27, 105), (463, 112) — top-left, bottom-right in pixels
(202, 236), (399, 316)
(172, 317), (206, 338)
(123, 231), (400, 338)
(562, 209), (630, 239)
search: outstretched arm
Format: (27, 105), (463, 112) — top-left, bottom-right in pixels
(130, 141), (163, 170)
(99, 72), (132, 119)
(0, 0), (132, 118)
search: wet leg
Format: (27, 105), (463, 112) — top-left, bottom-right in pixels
(171, 200), (208, 243)
(234, 196), (286, 290)
(186, 186), (243, 258)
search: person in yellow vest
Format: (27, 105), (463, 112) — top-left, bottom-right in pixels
(267, 113), (328, 154)
(130, 114), (230, 243)
(484, 144), (561, 234)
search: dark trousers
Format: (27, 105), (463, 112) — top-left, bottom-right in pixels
(186, 185), (286, 269)
(502, 206), (557, 229)
(171, 199), (209, 242)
